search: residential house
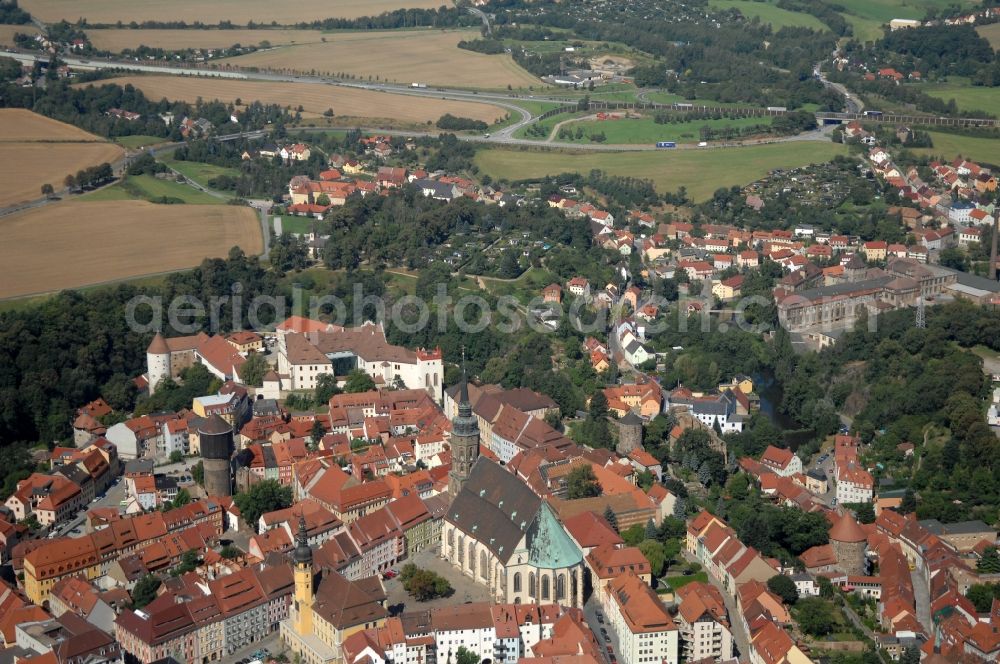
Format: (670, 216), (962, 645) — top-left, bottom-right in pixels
(603, 572), (679, 664)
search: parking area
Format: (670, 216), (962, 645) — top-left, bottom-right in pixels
(220, 633), (283, 664)
(383, 547), (494, 614)
(583, 596), (619, 664)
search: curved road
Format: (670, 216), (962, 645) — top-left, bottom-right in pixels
(4, 50), (842, 151)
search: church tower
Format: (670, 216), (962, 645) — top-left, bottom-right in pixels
(448, 373), (480, 498)
(292, 515), (314, 636)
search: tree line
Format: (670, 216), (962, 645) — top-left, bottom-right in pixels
(773, 302), (1000, 523)
(0, 248), (279, 445)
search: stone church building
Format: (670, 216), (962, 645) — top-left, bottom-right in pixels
(443, 457), (585, 607)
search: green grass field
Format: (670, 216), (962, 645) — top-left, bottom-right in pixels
(164, 159), (239, 189)
(643, 91), (761, 109)
(0, 271), (170, 311)
(278, 215), (314, 235)
(666, 572), (709, 591)
(834, 0), (981, 42)
(919, 78), (1000, 115)
(710, 0), (828, 30)
(513, 110), (581, 140)
(479, 266), (557, 299)
(510, 99), (566, 117)
(115, 135), (170, 148)
(557, 114), (775, 144)
(543, 85), (643, 103)
(834, 0), (955, 24)
(840, 13), (885, 43)
(475, 141), (847, 201)
(83, 174), (223, 204)
(80, 182), (135, 201)
(914, 131), (1000, 166)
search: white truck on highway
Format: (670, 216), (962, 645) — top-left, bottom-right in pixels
(411, 82), (427, 88)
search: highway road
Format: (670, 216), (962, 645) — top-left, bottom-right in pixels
(815, 59), (864, 114)
(8, 48), (995, 132)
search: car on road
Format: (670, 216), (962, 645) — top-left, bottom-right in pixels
(383, 570), (397, 579)
(605, 645), (613, 654)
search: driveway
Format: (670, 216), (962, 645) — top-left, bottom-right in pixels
(682, 550), (749, 658)
(584, 596), (619, 664)
(911, 567), (931, 631)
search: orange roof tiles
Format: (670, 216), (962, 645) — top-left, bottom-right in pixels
(605, 571), (676, 634)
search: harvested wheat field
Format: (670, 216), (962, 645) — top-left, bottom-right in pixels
(0, 200), (262, 299)
(979, 23), (1000, 50)
(221, 29), (542, 89)
(0, 143), (124, 207)
(0, 110), (124, 207)
(22, 0), (444, 24)
(86, 76), (507, 124)
(0, 24), (38, 47)
(86, 28), (326, 51)
(0, 109), (113, 142)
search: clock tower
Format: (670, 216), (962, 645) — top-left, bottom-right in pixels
(292, 514), (314, 636)
(448, 373), (480, 499)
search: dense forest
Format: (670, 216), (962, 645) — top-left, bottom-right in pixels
(0, 63), (294, 139)
(874, 25), (996, 81)
(773, 302), (1000, 523)
(318, 187), (593, 272)
(488, 0), (841, 108)
(695, 156), (909, 239)
(0, 0), (30, 24)
(0, 250), (279, 445)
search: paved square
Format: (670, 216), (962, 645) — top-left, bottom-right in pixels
(385, 546), (494, 613)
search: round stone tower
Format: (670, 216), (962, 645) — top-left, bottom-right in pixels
(146, 332), (171, 395)
(616, 411), (643, 455)
(830, 513), (868, 575)
(199, 415), (234, 497)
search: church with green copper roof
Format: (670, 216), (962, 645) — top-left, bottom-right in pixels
(442, 456), (585, 608)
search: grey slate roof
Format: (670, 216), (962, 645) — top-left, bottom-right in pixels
(955, 271), (1000, 293)
(447, 458), (541, 563)
(792, 275), (895, 304)
(918, 519), (995, 536)
(124, 459), (153, 475)
(413, 178), (458, 200)
(619, 411), (643, 425)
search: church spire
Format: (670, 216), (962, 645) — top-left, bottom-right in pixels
(458, 348), (472, 419)
(448, 348), (480, 498)
(293, 513), (312, 566)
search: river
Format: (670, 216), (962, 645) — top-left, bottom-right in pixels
(753, 370), (815, 451)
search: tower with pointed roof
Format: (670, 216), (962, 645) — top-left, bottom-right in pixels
(292, 514), (315, 636)
(146, 332), (171, 395)
(448, 370), (480, 499)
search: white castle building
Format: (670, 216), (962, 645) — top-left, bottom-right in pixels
(276, 321), (443, 402)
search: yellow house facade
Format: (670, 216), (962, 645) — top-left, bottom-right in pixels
(282, 519), (388, 664)
(23, 538), (103, 604)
